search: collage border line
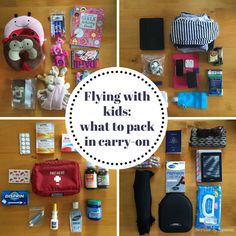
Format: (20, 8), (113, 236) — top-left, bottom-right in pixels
(0, 0), (235, 234)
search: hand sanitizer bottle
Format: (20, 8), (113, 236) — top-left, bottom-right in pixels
(70, 202), (82, 233)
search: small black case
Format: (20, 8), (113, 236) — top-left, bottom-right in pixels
(159, 193), (193, 233)
(140, 18), (164, 50)
(186, 71), (198, 88)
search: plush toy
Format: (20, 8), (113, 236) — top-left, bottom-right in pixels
(4, 35), (43, 71)
(50, 38), (68, 67)
(37, 66), (70, 110)
(3, 12), (45, 71)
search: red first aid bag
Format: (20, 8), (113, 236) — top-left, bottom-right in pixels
(31, 160), (81, 196)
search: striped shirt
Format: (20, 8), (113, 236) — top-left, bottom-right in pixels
(171, 13), (219, 46)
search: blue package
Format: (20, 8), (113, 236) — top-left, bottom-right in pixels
(173, 92), (208, 109)
(196, 185), (221, 231)
(208, 70), (223, 96)
(1, 190), (29, 205)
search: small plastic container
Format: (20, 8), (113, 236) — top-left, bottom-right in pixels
(87, 200), (102, 221)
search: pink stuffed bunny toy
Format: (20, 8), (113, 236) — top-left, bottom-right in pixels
(37, 66), (70, 110)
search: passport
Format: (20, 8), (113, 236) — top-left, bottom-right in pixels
(165, 130), (181, 154)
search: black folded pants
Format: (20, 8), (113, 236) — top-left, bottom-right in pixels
(133, 170), (155, 235)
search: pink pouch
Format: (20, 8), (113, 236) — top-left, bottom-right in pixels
(172, 53), (200, 89)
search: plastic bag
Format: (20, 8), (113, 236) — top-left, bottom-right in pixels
(49, 11), (66, 38)
(141, 54), (165, 77)
(29, 206), (45, 227)
(11, 78), (36, 109)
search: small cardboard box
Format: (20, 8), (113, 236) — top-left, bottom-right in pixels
(61, 134), (76, 152)
(36, 122), (55, 154)
(166, 161), (185, 193)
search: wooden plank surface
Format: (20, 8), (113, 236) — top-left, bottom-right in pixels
(0, 120), (116, 236)
(120, 120), (236, 236)
(120, 0), (236, 117)
(0, 0), (116, 117)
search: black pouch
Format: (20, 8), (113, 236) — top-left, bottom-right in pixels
(140, 18), (164, 50)
(159, 193), (193, 232)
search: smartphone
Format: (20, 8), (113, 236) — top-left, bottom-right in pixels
(176, 59), (184, 76)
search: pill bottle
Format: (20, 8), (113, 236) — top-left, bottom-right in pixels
(97, 167), (109, 189)
(85, 162), (97, 189)
(87, 200), (102, 221)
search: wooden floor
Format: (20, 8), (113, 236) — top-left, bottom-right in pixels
(120, 0), (236, 117)
(120, 120), (236, 236)
(0, 120), (116, 236)
(0, 0), (116, 117)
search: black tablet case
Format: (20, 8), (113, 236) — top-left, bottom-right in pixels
(140, 18), (164, 50)
(159, 193), (193, 232)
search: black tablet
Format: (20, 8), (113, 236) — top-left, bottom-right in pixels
(201, 152), (222, 182)
(140, 18), (164, 50)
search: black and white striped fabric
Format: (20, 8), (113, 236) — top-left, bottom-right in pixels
(171, 13), (219, 46)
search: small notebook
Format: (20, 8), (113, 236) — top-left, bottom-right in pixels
(70, 6), (104, 48)
(140, 18), (164, 50)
